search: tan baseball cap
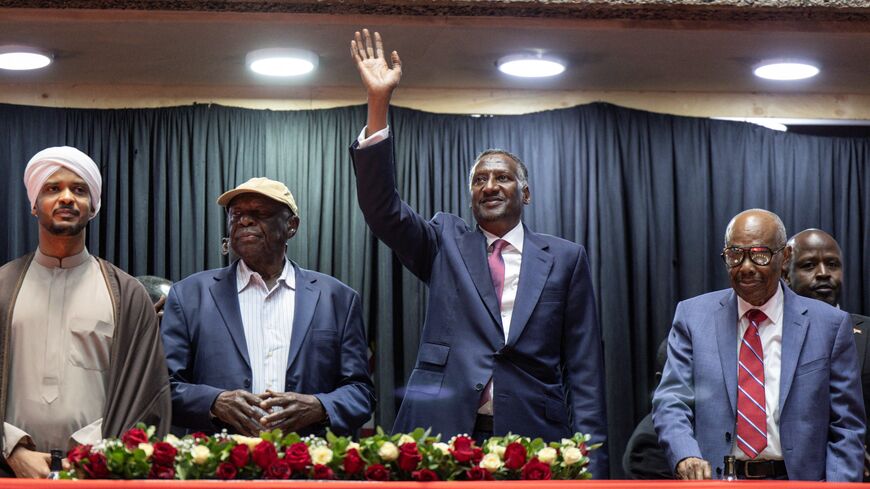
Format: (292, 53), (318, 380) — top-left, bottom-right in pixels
(217, 177), (299, 216)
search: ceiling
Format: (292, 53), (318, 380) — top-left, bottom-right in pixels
(1, 7), (870, 107)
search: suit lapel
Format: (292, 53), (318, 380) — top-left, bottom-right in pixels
(778, 287), (809, 412)
(853, 315), (867, 373)
(209, 261), (251, 369)
(506, 229), (553, 346)
(456, 229), (502, 328)
(287, 265), (320, 370)
(716, 291), (739, 416)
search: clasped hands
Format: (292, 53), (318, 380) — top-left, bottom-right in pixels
(212, 389), (326, 437)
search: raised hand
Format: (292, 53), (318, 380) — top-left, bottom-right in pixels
(351, 29), (402, 100)
(351, 29), (401, 136)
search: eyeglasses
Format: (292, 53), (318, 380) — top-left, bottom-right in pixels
(721, 245), (786, 268)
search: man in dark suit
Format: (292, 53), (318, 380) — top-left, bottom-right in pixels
(783, 228), (870, 476)
(161, 178), (374, 436)
(348, 30), (608, 478)
(653, 209), (864, 481)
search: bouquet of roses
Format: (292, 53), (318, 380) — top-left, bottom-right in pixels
(63, 424), (599, 481)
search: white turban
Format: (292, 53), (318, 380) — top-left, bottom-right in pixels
(23, 146), (102, 218)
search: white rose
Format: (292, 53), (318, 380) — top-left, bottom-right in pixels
(191, 445), (211, 465)
(231, 435), (262, 450)
(347, 441), (361, 451)
(560, 438), (576, 448)
(562, 447), (583, 466)
(480, 453), (502, 473)
(310, 446), (334, 465)
(491, 444), (506, 458)
(432, 442), (450, 455)
(138, 443), (154, 458)
(537, 447), (558, 465)
(378, 441), (399, 461)
(397, 434), (416, 446)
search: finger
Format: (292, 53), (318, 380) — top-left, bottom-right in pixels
(350, 40), (360, 62)
(354, 31), (366, 59)
(62, 458), (70, 471)
(363, 29), (374, 58)
(391, 51), (402, 71)
(260, 395), (292, 410)
(374, 31), (384, 59)
(155, 295), (166, 308)
(239, 391), (264, 405)
(702, 461), (712, 480)
(261, 408), (293, 427)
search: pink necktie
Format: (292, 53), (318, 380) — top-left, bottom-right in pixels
(479, 239), (508, 412)
(736, 308), (768, 458)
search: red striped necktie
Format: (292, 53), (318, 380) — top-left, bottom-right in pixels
(736, 308), (769, 458)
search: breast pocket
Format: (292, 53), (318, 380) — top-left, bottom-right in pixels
(69, 318), (114, 371)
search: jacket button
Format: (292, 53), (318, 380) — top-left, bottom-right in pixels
(244, 379), (251, 388)
(475, 383), (484, 391)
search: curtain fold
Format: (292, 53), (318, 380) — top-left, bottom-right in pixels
(2, 101), (868, 477)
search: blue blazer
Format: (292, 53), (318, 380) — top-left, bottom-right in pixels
(350, 137), (608, 478)
(160, 261), (375, 435)
(652, 284), (865, 481)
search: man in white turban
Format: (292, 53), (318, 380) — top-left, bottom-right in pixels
(0, 147), (171, 478)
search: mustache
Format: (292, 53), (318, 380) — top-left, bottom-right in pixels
(53, 205), (80, 216)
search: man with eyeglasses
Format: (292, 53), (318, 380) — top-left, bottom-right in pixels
(652, 209), (864, 481)
(783, 228), (870, 478)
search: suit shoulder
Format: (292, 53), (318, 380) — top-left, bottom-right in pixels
(675, 289), (731, 313)
(431, 211), (473, 233)
(528, 230), (586, 258)
(796, 294), (851, 326)
(171, 267), (228, 293)
(295, 267), (359, 299)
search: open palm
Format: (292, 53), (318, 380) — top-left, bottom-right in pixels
(351, 29), (402, 98)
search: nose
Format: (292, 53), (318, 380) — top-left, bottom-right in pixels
(816, 263), (830, 278)
(238, 213), (255, 226)
(57, 187), (75, 204)
(482, 174), (499, 193)
(737, 254), (757, 275)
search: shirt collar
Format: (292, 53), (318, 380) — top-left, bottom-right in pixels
(481, 221), (525, 253)
(237, 258), (296, 293)
(737, 282), (784, 326)
(33, 247), (91, 269)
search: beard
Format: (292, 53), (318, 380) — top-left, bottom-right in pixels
(46, 220), (88, 236)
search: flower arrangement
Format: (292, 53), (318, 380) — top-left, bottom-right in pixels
(63, 424), (599, 481)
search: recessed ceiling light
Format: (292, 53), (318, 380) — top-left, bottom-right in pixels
(0, 46), (51, 71)
(497, 54), (565, 78)
(753, 60), (819, 81)
(246, 48), (318, 77)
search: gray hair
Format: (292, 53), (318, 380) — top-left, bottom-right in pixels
(724, 208), (787, 247)
(468, 149), (529, 190)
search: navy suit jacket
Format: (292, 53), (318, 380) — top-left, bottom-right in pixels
(652, 284), (865, 481)
(160, 260), (375, 435)
(350, 137), (608, 478)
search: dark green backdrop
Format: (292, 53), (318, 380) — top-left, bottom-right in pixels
(2, 102), (868, 477)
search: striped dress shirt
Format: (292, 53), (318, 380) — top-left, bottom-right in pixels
(236, 259), (296, 396)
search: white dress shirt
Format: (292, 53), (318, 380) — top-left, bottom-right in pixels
(733, 283), (784, 460)
(236, 259), (296, 396)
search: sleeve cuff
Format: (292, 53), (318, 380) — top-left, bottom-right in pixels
(70, 418), (103, 449)
(357, 126), (390, 148)
(3, 422), (34, 458)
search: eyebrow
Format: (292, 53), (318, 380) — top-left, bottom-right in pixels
(43, 179), (88, 187)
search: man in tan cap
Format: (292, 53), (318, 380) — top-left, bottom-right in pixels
(0, 146), (171, 478)
(160, 177), (374, 436)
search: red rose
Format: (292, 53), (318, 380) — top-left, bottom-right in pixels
(265, 460), (292, 480)
(252, 441), (279, 469)
(503, 442), (527, 470)
(191, 432), (209, 442)
(216, 462), (238, 480)
(466, 466), (495, 480)
(284, 442), (312, 472)
(579, 442), (588, 456)
(151, 442), (177, 466)
(521, 457), (552, 480)
(148, 464), (175, 480)
(450, 436), (475, 463)
(343, 448), (365, 475)
(67, 445), (91, 465)
(83, 453), (109, 478)
(365, 463), (391, 481)
(230, 444), (250, 468)
(312, 464), (336, 480)
(412, 468), (441, 481)
(397, 442), (422, 472)
(471, 447), (484, 464)
(121, 427), (148, 448)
